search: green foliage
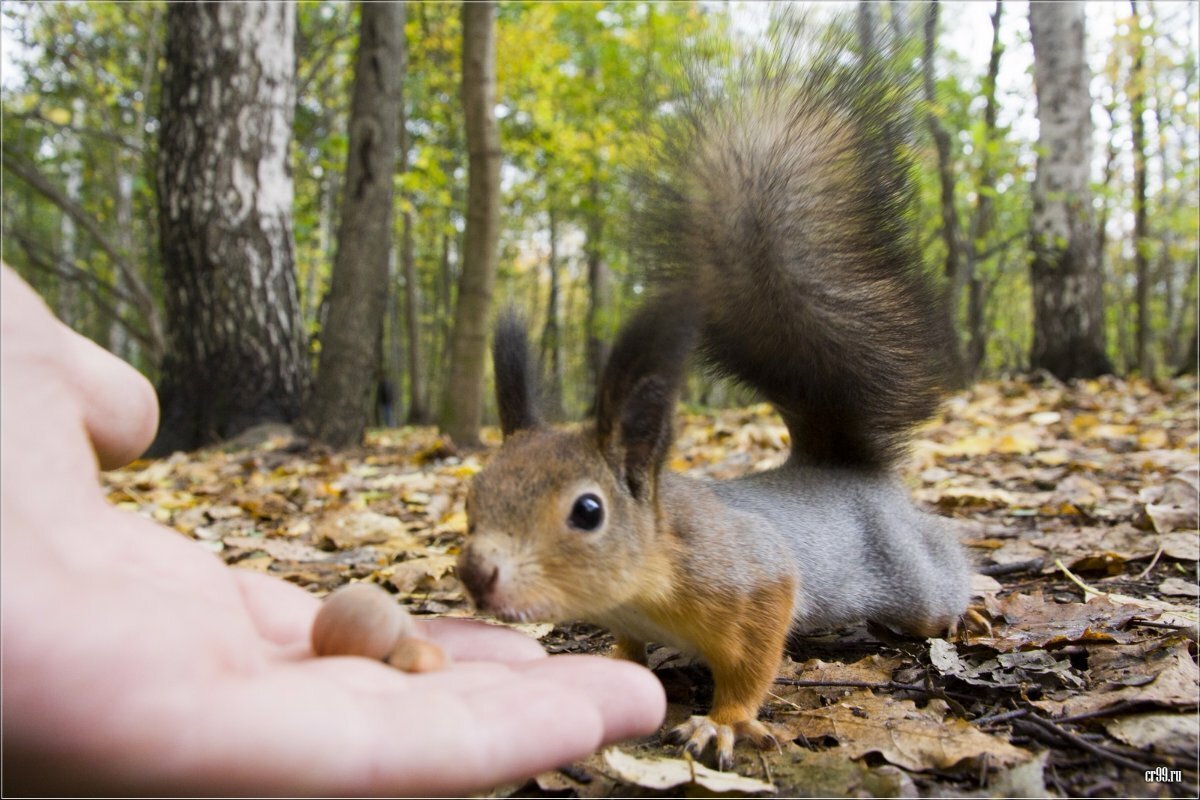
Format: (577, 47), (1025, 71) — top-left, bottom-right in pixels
(2, 1), (1196, 418)
(293, 1), (357, 345)
(1096, 3), (1199, 375)
(1, 1), (164, 371)
(490, 1), (717, 415)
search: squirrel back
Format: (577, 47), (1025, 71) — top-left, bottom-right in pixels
(640, 16), (951, 468)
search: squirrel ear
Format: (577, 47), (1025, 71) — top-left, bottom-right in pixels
(594, 292), (697, 499)
(493, 308), (541, 438)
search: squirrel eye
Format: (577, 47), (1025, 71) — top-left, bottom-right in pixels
(568, 493), (604, 531)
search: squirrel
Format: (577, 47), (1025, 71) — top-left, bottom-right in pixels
(457, 14), (972, 771)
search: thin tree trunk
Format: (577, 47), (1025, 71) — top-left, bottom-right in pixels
(58, 101), (83, 329)
(1027, 2), (1112, 379)
(152, 2), (308, 454)
(857, 1), (878, 56)
(1129, 1), (1152, 376)
(922, 1), (967, 383)
(964, 0), (1004, 378)
(400, 90), (429, 424)
(440, 1), (501, 446)
(584, 176), (610, 402)
(434, 230), (454, 416)
(539, 203), (564, 420)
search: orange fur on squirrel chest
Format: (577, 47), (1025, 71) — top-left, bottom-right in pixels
(632, 576), (796, 724)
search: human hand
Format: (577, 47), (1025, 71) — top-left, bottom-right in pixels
(0, 266), (666, 796)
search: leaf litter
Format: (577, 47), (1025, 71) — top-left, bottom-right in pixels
(102, 376), (1199, 797)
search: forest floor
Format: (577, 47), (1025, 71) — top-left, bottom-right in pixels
(103, 376), (1199, 798)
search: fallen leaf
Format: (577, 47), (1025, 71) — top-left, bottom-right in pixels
(935, 486), (1021, 510)
(988, 752), (1049, 798)
(929, 639), (1082, 689)
(316, 510), (414, 549)
(223, 535), (331, 563)
(976, 592), (1141, 652)
(1033, 641), (1199, 718)
(780, 690), (1030, 770)
(386, 554), (458, 594)
(765, 749), (917, 797)
(602, 747), (775, 794)
(1161, 531), (1199, 561)
(1104, 712), (1200, 756)
(1158, 577), (1199, 598)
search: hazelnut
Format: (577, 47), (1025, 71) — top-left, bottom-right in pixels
(311, 583), (413, 660)
(386, 636), (450, 673)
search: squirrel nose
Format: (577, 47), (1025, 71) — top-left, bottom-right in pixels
(458, 551), (500, 607)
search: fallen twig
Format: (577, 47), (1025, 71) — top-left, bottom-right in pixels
(1014, 714), (1156, 775)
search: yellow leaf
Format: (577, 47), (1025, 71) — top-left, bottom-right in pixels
(997, 433), (1039, 454)
(1035, 449), (1069, 466)
(1139, 429), (1169, 448)
(44, 107), (71, 125)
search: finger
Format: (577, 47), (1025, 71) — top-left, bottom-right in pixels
(512, 655), (666, 743)
(415, 617), (546, 663)
(127, 665), (606, 796)
(61, 327), (159, 469)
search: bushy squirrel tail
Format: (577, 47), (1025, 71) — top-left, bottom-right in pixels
(640, 12), (952, 469)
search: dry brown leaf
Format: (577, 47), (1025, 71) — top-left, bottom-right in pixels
(222, 535), (331, 563)
(934, 486), (1021, 510)
(1158, 577), (1199, 598)
(601, 748), (775, 794)
(1104, 712), (1200, 756)
(386, 554), (458, 594)
(1033, 641), (1199, 718)
(780, 690), (1030, 770)
(764, 749), (917, 797)
(975, 592), (1141, 652)
(316, 509), (414, 550)
(929, 639), (1082, 689)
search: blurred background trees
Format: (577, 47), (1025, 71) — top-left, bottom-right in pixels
(2, 1), (1197, 451)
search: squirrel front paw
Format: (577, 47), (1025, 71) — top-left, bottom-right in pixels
(665, 715), (778, 772)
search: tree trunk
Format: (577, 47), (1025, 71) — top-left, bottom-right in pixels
(1027, 3), (1113, 379)
(152, 2), (308, 454)
(57, 98), (85, 329)
(440, 1), (501, 446)
(400, 85), (429, 424)
(434, 230), (454, 416)
(1129, 1), (1152, 376)
(539, 203), (565, 420)
(302, 1), (406, 448)
(922, 2), (967, 384)
(857, 1), (878, 57)
(964, 0), (1004, 378)
(1177, 321), (1198, 376)
(584, 177), (611, 401)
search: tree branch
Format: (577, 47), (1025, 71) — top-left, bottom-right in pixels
(11, 232), (157, 356)
(1, 149), (163, 354)
(9, 111), (145, 155)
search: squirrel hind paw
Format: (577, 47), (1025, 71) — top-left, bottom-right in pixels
(948, 606), (993, 640)
(666, 716), (778, 772)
